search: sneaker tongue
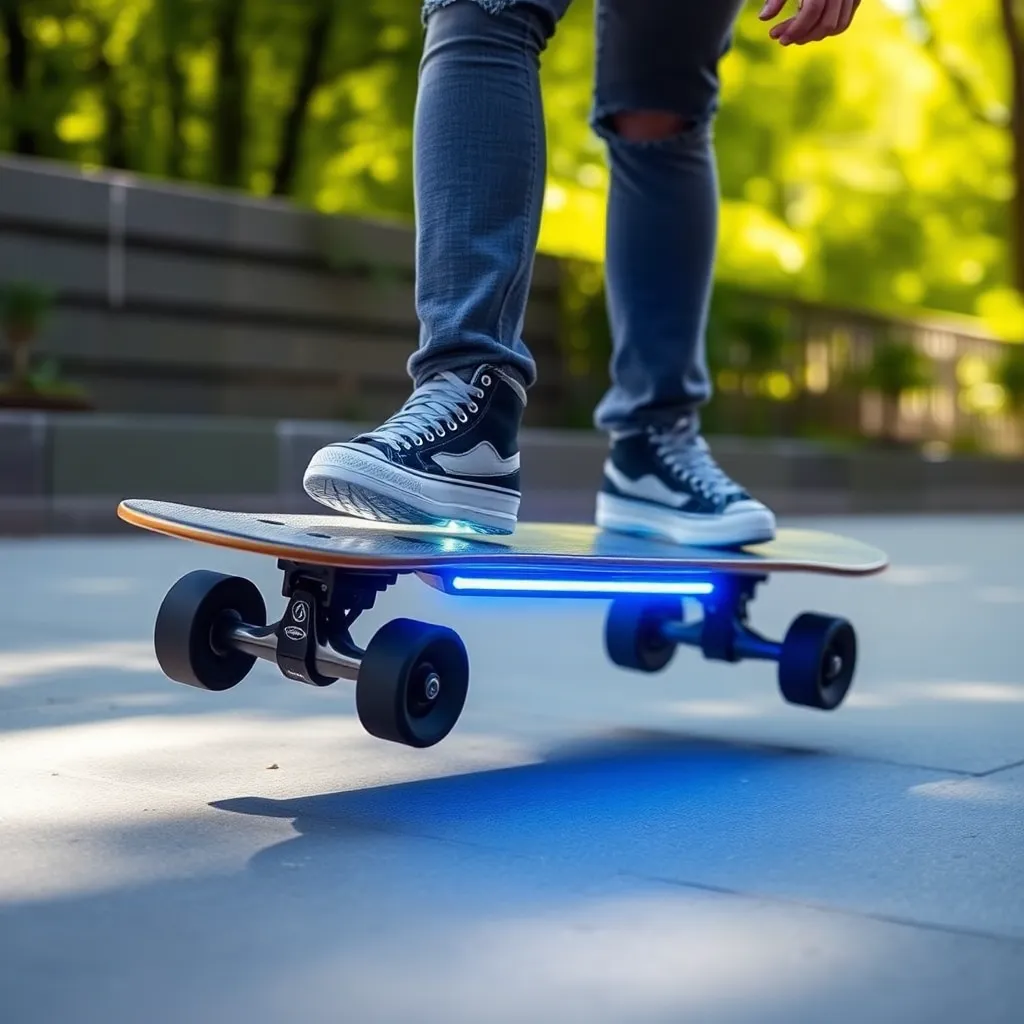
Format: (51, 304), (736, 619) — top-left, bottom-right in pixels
(652, 421), (699, 449)
(659, 430), (745, 499)
(444, 366), (493, 385)
(672, 415), (699, 442)
(453, 364), (527, 391)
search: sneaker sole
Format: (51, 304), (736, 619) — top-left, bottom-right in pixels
(595, 492), (776, 548)
(303, 447), (520, 535)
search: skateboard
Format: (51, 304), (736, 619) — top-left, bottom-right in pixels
(118, 499), (889, 750)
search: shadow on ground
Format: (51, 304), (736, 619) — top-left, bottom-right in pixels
(214, 728), (822, 846)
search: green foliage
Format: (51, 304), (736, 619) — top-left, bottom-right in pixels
(862, 336), (933, 399)
(706, 285), (792, 375)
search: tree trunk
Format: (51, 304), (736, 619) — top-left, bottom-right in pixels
(213, 0), (246, 188)
(162, 0), (187, 179)
(271, 0), (334, 197)
(1001, 0), (1024, 293)
(165, 52), (185, 177)
(1, 2), (36, 155)
(94, 51), (129, 170)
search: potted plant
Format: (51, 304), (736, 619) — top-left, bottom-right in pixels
(0, 281), (92, 410)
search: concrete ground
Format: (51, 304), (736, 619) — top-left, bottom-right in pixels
(1, 515), (1022, 1023)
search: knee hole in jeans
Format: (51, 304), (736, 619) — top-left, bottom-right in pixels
(605, 109), (694, 142)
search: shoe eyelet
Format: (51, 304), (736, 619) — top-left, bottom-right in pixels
(425, 432), (435, 441)
(457, 411), (468, 423)
(447, 420), (457, 431)
(481, 374), (491, 386)
(468, 403), (478, 414)
(414, 436), (424, 446)
(437, 427), (445, 437)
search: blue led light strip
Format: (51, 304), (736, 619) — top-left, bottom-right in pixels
(450, 576), (714, 596)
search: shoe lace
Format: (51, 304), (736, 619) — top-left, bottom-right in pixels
(650, 426), (743, 501)
(362, 371), (485, 452)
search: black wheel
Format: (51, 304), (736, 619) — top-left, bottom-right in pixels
(154, 570), (266, 691)
(604, 597), (682, 673)
(778, 613), (856, 710)
(356, 618), (469, 748)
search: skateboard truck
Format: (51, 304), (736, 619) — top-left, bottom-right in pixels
(604, 573), (857, 711)
(268, 562), (394, 687)
(660, 575), (781, 663)
(154, 561), (469, 749)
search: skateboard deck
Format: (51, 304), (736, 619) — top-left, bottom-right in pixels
(117, 499), (888, 577)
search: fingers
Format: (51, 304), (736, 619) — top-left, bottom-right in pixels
(804, 2), (843, 43)
(765, 0), (860, 45)
(770, 0), (827, 44)
(758, 0), (788, 20)
(839, 0), (861, 32)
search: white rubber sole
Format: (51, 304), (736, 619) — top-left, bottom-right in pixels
(303, 445), (520, 535)
(595, 492), (776, 548)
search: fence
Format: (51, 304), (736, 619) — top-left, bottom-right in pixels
(756, 297), (1018, 454)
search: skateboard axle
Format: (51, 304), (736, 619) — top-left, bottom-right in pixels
(659, 619), (782, 663)
(652, 574), (780, 665)
(226, 621), (361, 683)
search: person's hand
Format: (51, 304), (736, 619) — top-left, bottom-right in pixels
(759, 0), (862, 46)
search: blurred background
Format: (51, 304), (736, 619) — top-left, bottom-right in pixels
(0, 0), (1023, 524)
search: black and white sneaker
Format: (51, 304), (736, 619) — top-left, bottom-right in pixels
(595, 423), (776, 547)
(303, 365), (525, 534)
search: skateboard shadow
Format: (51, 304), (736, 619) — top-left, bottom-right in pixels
(211, 729), (827, 869)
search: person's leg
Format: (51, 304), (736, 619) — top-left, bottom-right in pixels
(408, 0), (563, 387)
(591, 0), (776, 547)
(304, 0), (570, 534)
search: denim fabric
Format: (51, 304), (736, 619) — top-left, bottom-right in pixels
(409, 0), (745, 432)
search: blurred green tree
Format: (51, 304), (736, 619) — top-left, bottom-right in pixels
(907, 0), (1023, 296)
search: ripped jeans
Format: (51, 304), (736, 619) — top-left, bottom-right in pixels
(408, 0), (746, 432)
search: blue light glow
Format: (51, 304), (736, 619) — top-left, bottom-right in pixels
(449, 576), (714, 596)
(441, 520), (485, 535)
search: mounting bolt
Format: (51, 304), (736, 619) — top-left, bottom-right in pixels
(424, 672), (441, 701)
